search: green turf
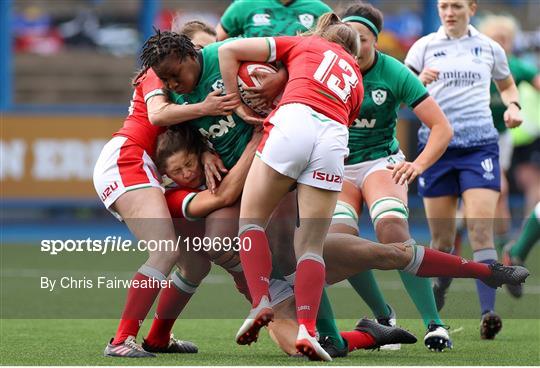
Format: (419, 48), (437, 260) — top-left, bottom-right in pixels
(1, 243), (539, 365)
(1, 318), (539, 365)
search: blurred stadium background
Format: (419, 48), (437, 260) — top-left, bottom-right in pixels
(1, 0), (539, 244)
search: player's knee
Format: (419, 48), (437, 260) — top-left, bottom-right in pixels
(331, 200), (359, 232)
(146, 252), (178, 274)
(177, 262), (211, 285)
(375, 219), (410, 243)
(210, 250), (242, 272)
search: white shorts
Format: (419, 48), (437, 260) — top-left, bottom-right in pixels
(344, 150), (406, 188)
(498, 130), (514, 171)
(93, 136), (163, 221)
(258, 103), (349, 192)
(269, 278), (294, 307)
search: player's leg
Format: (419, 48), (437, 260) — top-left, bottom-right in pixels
(236, 157), (296, 344)
(460, 143), (504, 339)
(329, 178), (394, 328)
(293, 185), (338, 315)
(267, 296), (299, 356)
(267, 191), (299, 280)
(463, 188), (502, 339)
(203, 202), (252, 302)
(94, 137), (179, 357)
(423, 195), (459, 312)
(418, 151), (461, 313)
(494, 171), (511, 248)
(494, 131), (514, 248)
(363, 167), (449, 351)
(504, 202), (540, 297)
(143, 245), (210, 353)
(322, 235), (528, 292)
(100, 189), (179, 357)
(507, 202), (540, 264)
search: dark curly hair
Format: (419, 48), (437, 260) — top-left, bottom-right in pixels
(133, 29), (198, 85)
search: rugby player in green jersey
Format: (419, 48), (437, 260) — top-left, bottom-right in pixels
(140, 32), (265, 171)
(217, 0), (331, 40)
(330, 3), (453, 353)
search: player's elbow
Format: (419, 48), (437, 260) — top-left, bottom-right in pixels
(444, 123), (454, 142)
(147, 112), (164, 126)
(220, 190), (239, 207)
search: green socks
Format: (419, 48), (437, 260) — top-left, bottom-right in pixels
(347, 255), (443, 328)
(398, 270), (443, 327)
(316, 289), (346, 349)
(510, 204), (540, 263)
(348, 270), (390, 318)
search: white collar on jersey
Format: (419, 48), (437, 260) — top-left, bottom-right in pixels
(435, 24), (480, 40)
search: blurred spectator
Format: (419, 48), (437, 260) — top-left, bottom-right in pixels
(58, 9), (99, 48)
(13, 6), (63, 54)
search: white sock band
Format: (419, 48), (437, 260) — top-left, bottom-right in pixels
(172, 271), (198, 294)
(297, 251), (325, 266)
(238, 223), (264, 237)
(138, 264), (167, 281)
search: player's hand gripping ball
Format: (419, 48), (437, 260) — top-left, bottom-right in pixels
(237, 62), (282, 117)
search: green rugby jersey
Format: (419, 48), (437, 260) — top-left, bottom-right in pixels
(347, 52), (429, 164)
(169, 41), (253, 169)
(490, 55), (538, 133)
(220, 0), (331, 37)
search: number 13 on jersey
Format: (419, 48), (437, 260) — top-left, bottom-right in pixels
(313, 50), (359, 103)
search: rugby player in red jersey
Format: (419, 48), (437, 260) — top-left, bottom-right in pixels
(93, 23), (238, 357)
(218, 13), (364, 361)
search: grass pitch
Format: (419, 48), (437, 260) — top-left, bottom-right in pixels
(1, 242), (539, 365)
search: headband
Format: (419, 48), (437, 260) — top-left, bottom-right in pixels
(342, 15), (379, 37)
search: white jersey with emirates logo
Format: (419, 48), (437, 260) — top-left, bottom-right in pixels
(405, 25), (510, 149)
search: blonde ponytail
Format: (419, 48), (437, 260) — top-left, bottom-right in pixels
(304, 12), (360, 59)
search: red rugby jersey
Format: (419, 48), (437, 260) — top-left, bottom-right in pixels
(114, 68), (166, 156)
(266, 35), (363, 127)
(164, 187), (200, 219)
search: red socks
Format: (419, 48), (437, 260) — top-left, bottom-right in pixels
(295, 254), (325, 337)
(340, 331), (376, 351)
(239, 227), (272, 307)
(416, 247), (491, 279)
(112, 269), (165, 345)
(144, 272), (196, 348)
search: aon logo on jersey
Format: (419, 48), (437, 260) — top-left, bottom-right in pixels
(352, 118), (376, 128)
(199, 115), (236, 139)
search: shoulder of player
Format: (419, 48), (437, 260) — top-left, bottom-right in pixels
(133, 67), (158, 86)
(377, 52), (408, 72)
(298, 0), (332, 12)
(474, 32), (505, 57)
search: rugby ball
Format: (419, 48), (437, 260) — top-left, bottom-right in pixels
(237, 62), (282, 117)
